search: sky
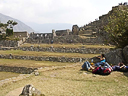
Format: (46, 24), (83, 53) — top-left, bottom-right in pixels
(0, 0), (127, 31)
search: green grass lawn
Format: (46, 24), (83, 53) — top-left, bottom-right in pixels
(0, 50), (100, 58)
(21, 43), (114, 48)
(1, 65), (128, 96)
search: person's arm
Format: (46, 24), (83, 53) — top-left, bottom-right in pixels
(120, 65), (126, 68)
(100, 57), (105, 61)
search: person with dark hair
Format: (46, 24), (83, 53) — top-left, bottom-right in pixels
(112, 62), (128, 72)
(95, 54), (106, 67)
(82, 61), (112, 75)
(118, 62), (128, 72)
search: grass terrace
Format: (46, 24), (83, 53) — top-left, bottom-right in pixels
(0, 50), (100, 58)
(20, 43), (115, 48)
(0, 59), (74, 68)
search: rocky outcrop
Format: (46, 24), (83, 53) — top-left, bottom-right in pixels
(20, 84), (44, 96)
(105, 45), (128, 65)
(105, 48), (125, 65)
(123, 45), (128, 63)
(90, 45), (128, 65)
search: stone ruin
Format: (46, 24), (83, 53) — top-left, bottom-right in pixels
(72, 25), (79, 35)
(20, 84), (45, 96)
(1, 5), (127, 47)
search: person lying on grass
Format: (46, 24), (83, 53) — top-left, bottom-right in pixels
(112, 62), (128, 72)
(82, 61), (112, 75)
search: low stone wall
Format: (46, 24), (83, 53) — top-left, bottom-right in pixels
(0, 66), (37, 74)
(0, 54), (88, 63)
(19, 46), (110, 54)
(0, 40), (18, 47)
(26, 35), (105, 44)
(0, 39), (26, 47)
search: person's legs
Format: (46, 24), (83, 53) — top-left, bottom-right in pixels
(104, 62), (111, 68)
(82, 61), (91, 70)
(95, 62), (103, 67)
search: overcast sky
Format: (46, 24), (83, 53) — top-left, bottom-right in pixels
(0, 0), (127, 27)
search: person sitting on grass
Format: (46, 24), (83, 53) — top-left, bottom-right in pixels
(95, 54), (106, 67)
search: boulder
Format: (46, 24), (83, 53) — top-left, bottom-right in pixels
(123, 45), (128, 63)
(19, 84), (45, 96)
(105, 48), (124, 65)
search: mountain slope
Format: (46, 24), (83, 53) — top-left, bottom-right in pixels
(0, 13), (34, 33)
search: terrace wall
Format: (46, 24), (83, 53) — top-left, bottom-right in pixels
(0, 54), (88, 63)
(19, 46), (110, 54)
(0, 66), (37, 74)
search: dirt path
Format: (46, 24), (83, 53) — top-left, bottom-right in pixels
(5, 87), (23, 96)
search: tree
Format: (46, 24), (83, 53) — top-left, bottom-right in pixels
(0, 20), (17, 38)
(7, 20), (17, 29)
(6, 20), (17, 36)
(105, 6), (128, 48)
(6, 28), (13, 36)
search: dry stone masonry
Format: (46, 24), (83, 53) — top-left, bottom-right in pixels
(0, 66), (37, 74)
(0, 54), (88, 63)
(19, 46), (110, 54)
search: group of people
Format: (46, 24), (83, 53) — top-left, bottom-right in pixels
(82, 54), (128, 75)
(119, 2), (128, 5)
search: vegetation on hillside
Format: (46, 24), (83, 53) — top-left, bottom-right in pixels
(105, 6), (128, 48)
(0, 20), (17, 40)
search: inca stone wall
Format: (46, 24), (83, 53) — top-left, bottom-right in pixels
(13, 31), (29, 38)
(0, 40), (18, 47)
(26, 35), (106, 44)
(0, 38), (27, 47)
(0, 54), (87, 63)
(0, 66), (37, 74)
(19, 46), (110, 54)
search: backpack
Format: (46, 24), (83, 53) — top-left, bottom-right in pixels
(103, 67), (112, 75)
(92, 67), (112, 75)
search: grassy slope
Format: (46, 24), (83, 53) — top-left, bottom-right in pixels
(1, 65), (128, 96)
